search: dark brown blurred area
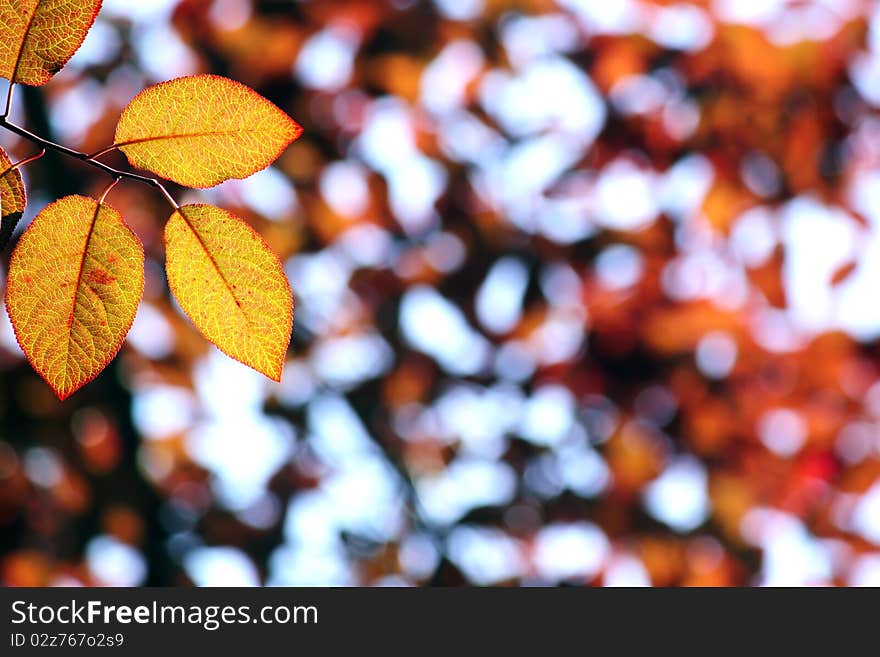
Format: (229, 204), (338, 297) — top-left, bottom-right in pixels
(3, 0), (880, 587)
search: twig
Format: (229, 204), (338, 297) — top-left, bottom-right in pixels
(0, 116), (179, 211)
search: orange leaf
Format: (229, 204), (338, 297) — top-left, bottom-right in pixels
(164, 204), (292, 380)
(114, 75), (302, 188)
(0, 0), (102, 86)
(5, 195), (144, 400)
(0, 146), (26, 250)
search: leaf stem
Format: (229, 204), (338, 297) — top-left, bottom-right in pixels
(0, 116), (180, 212)
(87, 144), (118, 159)
(9, 148), (45, 171)
(99, 177), (121, 204)
(2, 83), (13, 119)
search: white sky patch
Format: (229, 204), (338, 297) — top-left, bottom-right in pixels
(400, 286), (492, 375)
(102, 0), (178, 21)
(712, 0), (786, 26)
(269, 543), (354, 586)
(66, 20), (121, 69)
(476, 257), (529, 334)
(533, 522), (610, 582)
(420, 40), (484, 116)
(596, 244), (644, 289)
(557, 0), (645, 34)
(433, 0), (484, 21)
(187, 415), (293, 509)
(781, 197), (858, 334)
(23, 447), (63, 488)
(184, 353), (294, 509)
(307, 393), (380, 467)
(295, 23), (360, 91)
(433, 383), (522, 458)
(480, 57), (605, 139)
(850, 52), (880, 107)
(447, 526), (524, 585)
(477, 134), (585, 229)
(500, 14), (580, 69)
(284, 490), (339, 549)
(757, 408), (808, 457)
(356, 99), (446, 233)
(49, 79), (106, 145)
(644, 456), (710, 532)
(319, 457), (404, 541)
(320, 161), (371, 218)
(221, 167), (298, 220)
(526, 309), (586, 365)
(127, 302), (174, 360)
(310, 332), (393, 388)
(335, 224), (392, 268)
(852, 482), (880, 544)
(610, 74), (668, 116)
(437, 111), (505, 165)
(557, 442), (611, 497)
(604, 554), (651, 586)
(417, 458), (517, 525)
(649, 4), (714, 51)
(184, 547), (260, 587)
(132, 386), (198, 440)
(695, 331), (738, 379)
(730, 207), (778, 267)
(519, 385), (575, 447)
(741, 508), (833, 586)
(658, 154), (714, 221)
(849, 554), (880, 586)
(133, 24), (199, 80)
(0, 303), (24, 357)
(209, 0), (252, 31)
(594, 159), (659, 231)
(399, 533), (441, 580)
(87, 536), (147, 587)
(285, 250), (357, 333)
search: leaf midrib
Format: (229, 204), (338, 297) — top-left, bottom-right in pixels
(114, 129), (258, 149)
(62, 200), (101, 382)
(177, 210), (250, 325)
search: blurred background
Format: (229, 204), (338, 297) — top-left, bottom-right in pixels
(2, 0), (880, 587)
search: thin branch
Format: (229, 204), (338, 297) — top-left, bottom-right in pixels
(8, 148), (45, 172)
(0, 116), (179, 211)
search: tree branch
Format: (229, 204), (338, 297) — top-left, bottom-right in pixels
(0, 115), (179, 210)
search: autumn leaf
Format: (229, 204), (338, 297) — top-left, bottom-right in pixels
(113, 75), (302, 188)
(5, 195), (144, 400)
(0, 0), (102, 86)
(0, 145), (26, 250)
(164, 204), (292, 380)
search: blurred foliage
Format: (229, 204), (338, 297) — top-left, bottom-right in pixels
(3, 0), (880, 586)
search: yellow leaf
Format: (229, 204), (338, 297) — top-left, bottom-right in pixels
(0, 145), (26, 250)
(165, 204), (292, 380)
(0, 0), (102, 86)
(6, 195), (144, 400)
(114, 75), (302, 188)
